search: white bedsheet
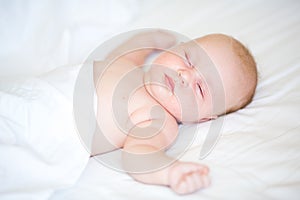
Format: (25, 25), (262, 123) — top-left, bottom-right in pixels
(1, 0), (300, 200)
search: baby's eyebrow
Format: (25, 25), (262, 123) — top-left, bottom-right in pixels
(178, 46), (191, 61)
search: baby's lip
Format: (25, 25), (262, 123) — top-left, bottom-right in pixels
(164, 74), (174, 93)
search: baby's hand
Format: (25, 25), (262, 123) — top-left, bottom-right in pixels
(127, 30), (178, 49)
(168, 161), (210, 195)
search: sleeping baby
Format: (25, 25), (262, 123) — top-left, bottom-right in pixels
(91, 30), (257, 194)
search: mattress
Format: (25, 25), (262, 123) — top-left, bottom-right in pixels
(1, 0), (300, 199)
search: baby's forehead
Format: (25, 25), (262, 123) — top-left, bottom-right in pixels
(178, 41), (226, 76)
(184, 40), (246, 90)
(167, 39), (243, 83)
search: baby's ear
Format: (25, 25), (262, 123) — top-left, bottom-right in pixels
(198, 116), (218, 123)
(210, 115), (218, 120)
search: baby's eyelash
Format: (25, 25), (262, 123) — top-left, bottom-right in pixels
(197, 83), (204, 98)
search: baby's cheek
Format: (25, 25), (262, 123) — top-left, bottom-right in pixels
(160, 96), (181, 119)
(152, 85), (171, 100)
(154, 53), (184, 71)
(173, 89), (202, 121)
(167, 98), (181, 111)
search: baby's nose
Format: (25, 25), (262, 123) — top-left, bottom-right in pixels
(177, 69), (192, 87)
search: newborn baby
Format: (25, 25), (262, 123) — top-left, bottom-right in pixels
(91, 31), (257, 194)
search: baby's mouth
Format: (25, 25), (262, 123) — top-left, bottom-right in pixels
(164, 74), (175, 93)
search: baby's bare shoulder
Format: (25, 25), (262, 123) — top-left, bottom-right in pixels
(128, 89), (179, 141)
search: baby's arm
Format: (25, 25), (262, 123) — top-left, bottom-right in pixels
(122, 114), (210, 195)
(105, 30), (177, 66)
(94, 31), (176, 87)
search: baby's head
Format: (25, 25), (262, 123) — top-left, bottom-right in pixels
(144, 33), (257, 123)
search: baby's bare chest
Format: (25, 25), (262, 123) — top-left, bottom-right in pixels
(94, 61), (159, 147)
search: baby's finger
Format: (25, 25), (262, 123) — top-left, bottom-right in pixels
(191, 172), (203, 188)
(202, 175), (211, 187)
(199, 165), (209, 175)
(176, 181), (188, 194)
(184, 175), (197, 193)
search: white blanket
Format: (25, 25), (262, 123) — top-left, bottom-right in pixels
(1, 0), (300, 200)
(0, 65), (90, 200)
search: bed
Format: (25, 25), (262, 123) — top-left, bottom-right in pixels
(1, 0), (300, 199)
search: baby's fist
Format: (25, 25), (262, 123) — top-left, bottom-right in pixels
(168, 161), (210, 195)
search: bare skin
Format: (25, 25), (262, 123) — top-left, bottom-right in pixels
(91, 31), (254, 194)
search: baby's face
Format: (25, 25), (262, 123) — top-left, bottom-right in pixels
(144, 37), (246, 123)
